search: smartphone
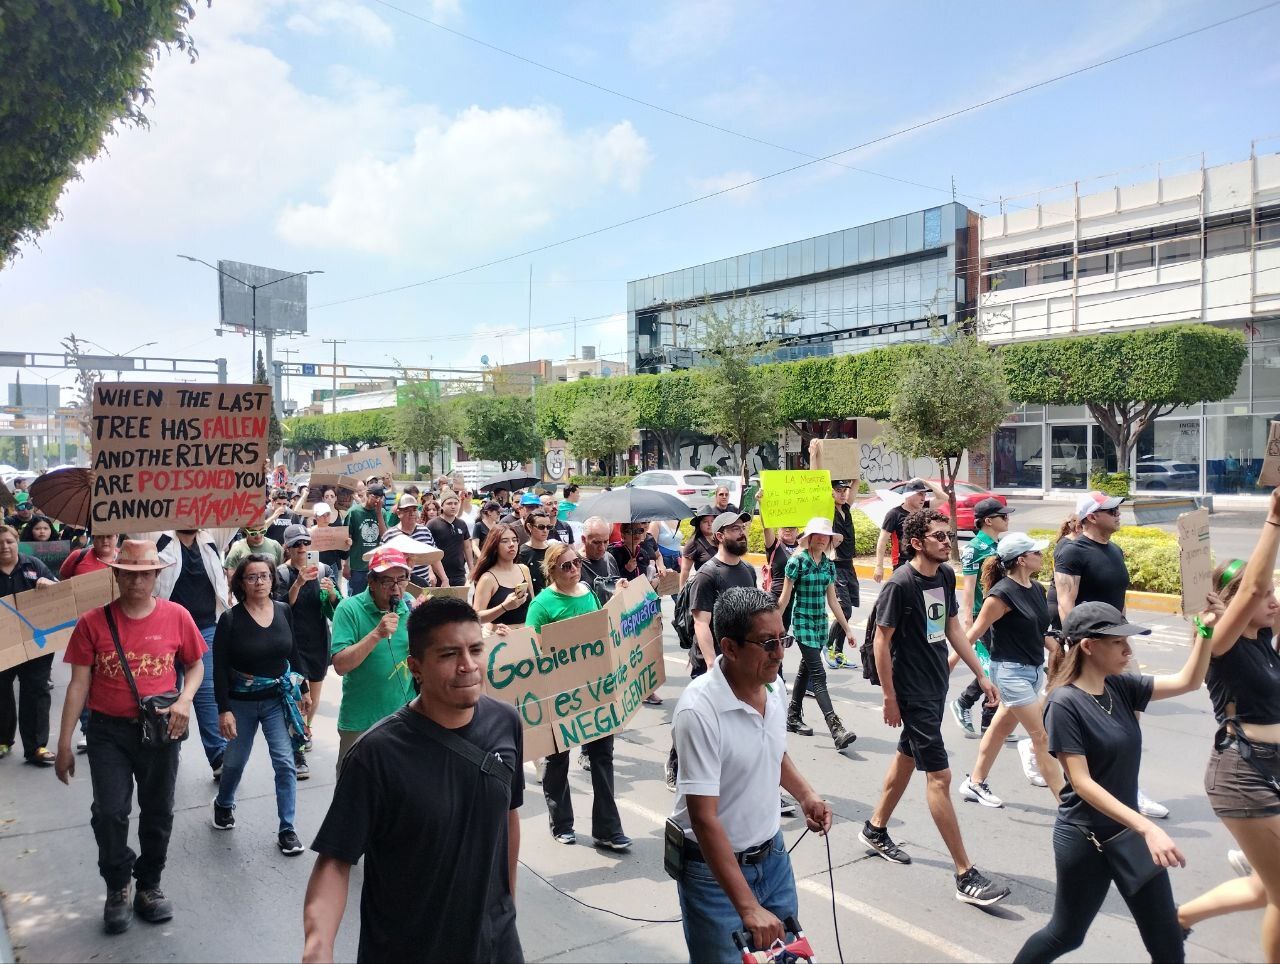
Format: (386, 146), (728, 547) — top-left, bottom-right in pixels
(514, 582), (527, 595)
(306, 550), (321, 572)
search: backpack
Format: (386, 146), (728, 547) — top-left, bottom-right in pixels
(673, 569), (704, 651)
(859, 590), (917, 688)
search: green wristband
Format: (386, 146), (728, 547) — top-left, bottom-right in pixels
(1193, 616), (1213, 639)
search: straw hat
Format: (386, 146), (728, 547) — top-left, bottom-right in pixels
(108, 539), (174, 572)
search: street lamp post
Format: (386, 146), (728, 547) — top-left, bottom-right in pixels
(176, 256), (323, 375)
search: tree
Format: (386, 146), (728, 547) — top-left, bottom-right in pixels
(390, 378), (451, 475)
(255, 350), (283, 456)
(882, 335), (1011, 556)
(60, 333), (101, 442)
(629, 371), (701, 469)
(695, 303), (785, 473)
(565, 403), (636, 486)
(1001, 324), (1247, 474)
(454, 393), (541, 470)
(1, 2), (204, 267)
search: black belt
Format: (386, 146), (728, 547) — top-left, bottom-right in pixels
(89, 710), (141, 726)
(683, 837), (772, 866)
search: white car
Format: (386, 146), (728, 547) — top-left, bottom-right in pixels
(625, 470), (716, 508)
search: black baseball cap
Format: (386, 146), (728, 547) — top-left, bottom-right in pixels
(366, 483), (386, 497)
(901, 479), (929, 494)
(831, 479), (852, 489)
(974, 498), (1013, 523)
(1063, 602), (1151, 639)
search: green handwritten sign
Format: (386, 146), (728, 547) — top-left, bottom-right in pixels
(759, 470), (833, 528)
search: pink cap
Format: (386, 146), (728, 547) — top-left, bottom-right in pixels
(367, 546), (411, 574)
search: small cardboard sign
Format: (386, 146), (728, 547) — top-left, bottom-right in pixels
(303, 473), (358, 507)
(1132, 497), (1201, 526)
(26, 539), (73, 571)
(0, 569), (120, 668)
(1259, 421), (1280, 488)
(312, 447), (394, 482)
(412, 584), (470, 603)
(1176, 508), (1213, 617)
(484, 576), (666, 761)
(309, 525), (352, 553)
(809, 438), (860, 483)
(759, 470), (834, 528)
(652, 570), (680, 596)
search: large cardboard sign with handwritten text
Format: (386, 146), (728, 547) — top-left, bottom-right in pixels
(312, 447), (394, 482)
(0, 568), (119, 670)
(91, 383), (270, 535)
(809, 438), (860, 483)
(484, 576), (666, 761)
(759, 470), (834, 528)
(1177, 508), (1212, 617)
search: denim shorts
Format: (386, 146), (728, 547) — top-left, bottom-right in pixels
(990, 659), (1045, 708)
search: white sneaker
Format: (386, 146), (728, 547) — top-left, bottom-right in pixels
(1137, 789), (1169, 819)
(1018, 739), (1047, 787)
(1228, 849), (1253, 878)
(959, 775), (1004, 808)
(533, 758), (547, 785)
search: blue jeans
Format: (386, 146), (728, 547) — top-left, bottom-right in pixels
(214, 698), (296, 833)
(191, 627), (227, 766)
(347, 569), (369, 596)
(676, 830), (797, 964)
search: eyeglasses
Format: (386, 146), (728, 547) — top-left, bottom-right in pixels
(718, 524), (746, 535)
(243, 573), (272, 583)
(558, 558), (582, 572)
(739, 634), (795, 654)
(372, 574), (410, 587)
(924, 531), (952, 543)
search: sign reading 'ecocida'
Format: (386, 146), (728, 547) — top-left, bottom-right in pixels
(483, 576), (666, 761)
(90, 383), (271, 534)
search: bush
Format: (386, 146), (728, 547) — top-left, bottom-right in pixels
(700, 464), (719, 476)
(568, 474), (614, 487)
(1089, 471), (1131, 497)
(857, 480), (871, 495)
(1026, 527), (1178, 594)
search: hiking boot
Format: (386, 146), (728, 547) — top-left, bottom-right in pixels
(278, 830), (304, 855)
(786, 707), (813, 737)
(104, 885), (132, 934)
(959, 775), (1004, 808)
(825, 711), (856, 750)
(133, 885), (173, 923)
(859, 822), (910, 864)
(955, 866), (1010, 906)
(950, 699), (977, 738)
(211, 799), (235, 830)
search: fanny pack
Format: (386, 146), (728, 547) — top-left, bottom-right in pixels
(103, 605), (187, 750)
(1078, 825), (1161, 897)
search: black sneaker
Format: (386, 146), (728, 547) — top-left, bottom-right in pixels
(578, 750), (591, 773)
(211, 753), (224, 782)
(859, 821), (911, 864)
(104, 885), (132, 934)
(211, 800), (235, 830)
(295, 754), (310, 781)
(955, 866), (1011, 906)
(133, 885), (173, 923)
(278, 830), (304, 855)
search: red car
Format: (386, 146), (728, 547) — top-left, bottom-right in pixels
(886, 479), (1007, 533)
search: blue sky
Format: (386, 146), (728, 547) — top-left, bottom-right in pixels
(2, 0), (1277, 406)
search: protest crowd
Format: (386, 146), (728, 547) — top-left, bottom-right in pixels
(4, 444), (1280, 964)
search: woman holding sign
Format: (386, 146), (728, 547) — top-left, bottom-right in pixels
(526, 540), (632, 853)
(0, 524), (59, 766)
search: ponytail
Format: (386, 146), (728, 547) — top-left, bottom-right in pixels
(1047, 636), (1089, 691)
(980, 554), (1008, 595)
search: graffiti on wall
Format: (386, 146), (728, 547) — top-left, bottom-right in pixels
(859, 441), (942, 486)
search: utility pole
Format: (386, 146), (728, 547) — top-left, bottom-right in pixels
(527, 263), (533, 364)
(322, 338), (346, 460)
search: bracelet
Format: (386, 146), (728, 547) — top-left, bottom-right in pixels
(1193, 616), (1214, 639)
(1267, 519), (1280, 528)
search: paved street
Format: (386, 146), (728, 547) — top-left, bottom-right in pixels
(0, 581), (1261, 963)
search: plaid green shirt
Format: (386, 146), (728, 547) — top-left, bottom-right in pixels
(784, 550), (834, 647)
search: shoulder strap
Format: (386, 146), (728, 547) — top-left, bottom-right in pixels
(414, 709), (514, 784)
(102, 604), (144, 711)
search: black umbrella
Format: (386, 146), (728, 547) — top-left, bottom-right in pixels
(29, 467), (93, 529)
(568, 487), (693, 523)
(478, 470), (540, 494)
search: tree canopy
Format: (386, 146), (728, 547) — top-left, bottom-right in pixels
(564, 403), (636, 485)
(454, 393), (541, 470)
(1, 1), (203, 266)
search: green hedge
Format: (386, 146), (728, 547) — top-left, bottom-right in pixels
(1089, 471), (1131, 497)
(1027, 527), (1180, 594)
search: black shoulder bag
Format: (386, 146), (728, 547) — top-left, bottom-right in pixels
(413, 711), (514, 795)
(103, 605), (187, 749)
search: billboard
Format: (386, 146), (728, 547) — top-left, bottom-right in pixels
(217, 260), (309, 334)
(7, 384), (59, 413)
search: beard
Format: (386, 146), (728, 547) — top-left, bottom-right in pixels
(722, 535), (748, 556)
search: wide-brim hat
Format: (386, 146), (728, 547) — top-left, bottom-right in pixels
(692, 504), (719, 521)
(108, 539), (173, 572)
(365, 535), (443, 567)
(797, 516), (843, 551)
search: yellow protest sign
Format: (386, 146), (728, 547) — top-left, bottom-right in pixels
(759, 470), (833, 528)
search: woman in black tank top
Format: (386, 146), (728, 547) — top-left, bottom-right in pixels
(471, 523), (532, 627)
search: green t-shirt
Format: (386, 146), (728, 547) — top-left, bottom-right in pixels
(346, 504), (393, 572)
(526, 586), (600, 633)
(329, 590), (414, 732)
(960, 529), (998, 617)
(225, 536), (283, 571)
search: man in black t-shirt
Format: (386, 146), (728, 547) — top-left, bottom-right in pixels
(305, 598), (524, 964)
(861, 508), (1009, 908)
(579, 517), (622, 605)
(427, 492), (475, 586)
(873, 479), (930, 581)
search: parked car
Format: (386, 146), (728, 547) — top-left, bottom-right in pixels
(860, 479), (1006, 533)
(710, 475), (761, 507)
(625, 470), (716, 508)
(1135, 460), (1199, 489)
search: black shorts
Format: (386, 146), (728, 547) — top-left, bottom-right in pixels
(896, 697), (949, 773)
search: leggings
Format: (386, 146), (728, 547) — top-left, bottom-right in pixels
(1014, 821), (1183, 963)
(788, 644), (835, 719)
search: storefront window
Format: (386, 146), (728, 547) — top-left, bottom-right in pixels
(994, 425), (1042, 488)
(1135, 419), (1201, 492)
(1205, 413), (1278, 494)
(1049, 425), (1090, 489)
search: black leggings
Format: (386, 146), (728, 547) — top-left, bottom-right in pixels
(1014, 821), (1183, 963)
(789, 645), (835, 719)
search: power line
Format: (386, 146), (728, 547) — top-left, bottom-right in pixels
(366, 0), (994, 204)
(315, 1), (1280, 312)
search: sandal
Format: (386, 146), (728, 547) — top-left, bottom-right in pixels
(26, 747), (56, 767)
(643, 693), (663, 706)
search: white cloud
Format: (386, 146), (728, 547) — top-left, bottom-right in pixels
(285, 1), (394, 46)
(276, 106), (651, 257)
(689, 169), (757, 203)
(630, 0), (733, 66)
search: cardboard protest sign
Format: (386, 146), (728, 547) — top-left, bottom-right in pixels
(0, 568), (121, 669)
(1259, 421), (1280, 488)
(1132, 497), (1200, 526)
(0, 601), (25, 671)
(308, 526), (352, 553)
(312, 447), (394, 482)
(1177, 509), (1213, 617)
(759, 470), (833, 528)
(26, 540), (73, 571)
(809, 438), (860, 483)
(484, 576), (666, 761)
(652, 569), (680, 597)
(71, 568), (118, 612)
(303, 473), (358, 507)
(417, 584), (471, 603)
(90, 383), (271, 535)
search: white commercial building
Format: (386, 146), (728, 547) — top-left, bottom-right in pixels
(978, 144), (1280, 497)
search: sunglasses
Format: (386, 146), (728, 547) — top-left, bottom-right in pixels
(739, 634), (795, 655)
(1098, 507), (1121, 516)
(558, 558), (582, 572)
(244, 529), (265, 537)
(290, 542), (313, 549)
(530, 524), (550, 532)
(924, 531), (952, 543)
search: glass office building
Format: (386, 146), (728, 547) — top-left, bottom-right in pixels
(627, 202), (977, 374)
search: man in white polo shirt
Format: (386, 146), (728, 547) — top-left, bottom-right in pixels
(670, 587), (832, 963)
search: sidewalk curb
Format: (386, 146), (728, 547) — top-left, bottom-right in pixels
(743, 553), (1183, 615)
